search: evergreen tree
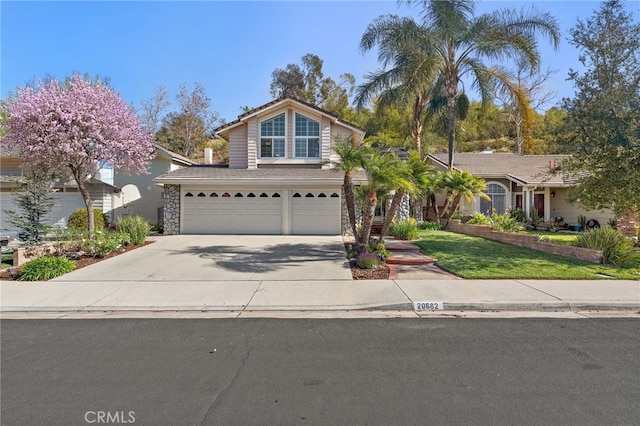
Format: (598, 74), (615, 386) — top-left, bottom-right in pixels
(561, 0), (640, 216)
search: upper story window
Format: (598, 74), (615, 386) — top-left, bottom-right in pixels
(294, 113), (319, 158)
(260, 113), (285, 157)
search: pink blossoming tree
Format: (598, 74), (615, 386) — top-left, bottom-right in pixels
(1, 75), (154, 238)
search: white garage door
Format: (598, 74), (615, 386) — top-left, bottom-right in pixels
(291, 191), (341, 235)
(182, 190), (282, 234)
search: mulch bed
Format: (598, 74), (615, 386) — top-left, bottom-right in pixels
(0, 240), (154, 281)
(344, 243), (391, 280)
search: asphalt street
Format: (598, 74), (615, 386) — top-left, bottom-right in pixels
(2, 319), (639, 426)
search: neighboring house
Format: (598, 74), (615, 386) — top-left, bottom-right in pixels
(112, 144), (193, 223)
(426, 151), (614, 226)
(0, 156), (118, 233)
(155, 97), (366, 235)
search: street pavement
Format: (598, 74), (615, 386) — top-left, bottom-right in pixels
(1, 235), (639, 316)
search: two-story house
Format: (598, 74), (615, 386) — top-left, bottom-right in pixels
(155, 97), (366, 235)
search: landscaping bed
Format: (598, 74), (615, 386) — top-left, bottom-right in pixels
(0, 241), (153, 281)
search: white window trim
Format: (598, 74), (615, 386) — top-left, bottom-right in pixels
(259, 112), (287, 159)
(294, 113), (320, 159)
(479, 181), (510, 215)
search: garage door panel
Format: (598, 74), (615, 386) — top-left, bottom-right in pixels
(291, 191), (340, 235)
(182, 190), (281, 234)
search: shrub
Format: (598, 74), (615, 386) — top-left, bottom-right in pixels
(577, 215), (587, 229)
(355, 252), (379, 269)
(389, 218), (419, 240)
(372, 241), (390, 261)
(68, 208), (108, 231)
(418, 221), (444, 231)
(510, 208), (527, 224)
(82, 231), (131, 258)
(466, 212), (491, 225)
(491, 211), (525, 233)
(115, 215), (150, 245)
(18, 256), (76, 281)
(150, 221), (164, 234)
(574, 228), (636, 265)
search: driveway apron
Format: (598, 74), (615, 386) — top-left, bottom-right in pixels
(51, 235), (353, 281)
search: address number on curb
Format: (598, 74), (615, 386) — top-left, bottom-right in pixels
(414, 302), (444, 311)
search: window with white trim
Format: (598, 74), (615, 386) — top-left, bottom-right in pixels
(480, 183), (507, 214)
(294, 113), (320, 158)
(260, 113), (285, 157)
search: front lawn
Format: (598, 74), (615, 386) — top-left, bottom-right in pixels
(414, 230), (640, 280)
(524, 231), (578, 246)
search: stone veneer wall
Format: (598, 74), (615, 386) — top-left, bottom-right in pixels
(398, 194), (410, 219)
(618, 210), (639, 236)
(163, 184), (180, 235)
(447, 220), (604, 264)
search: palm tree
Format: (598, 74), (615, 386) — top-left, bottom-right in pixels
(331, 136), (364, 238)
(408, 0), (560, 167)
(359, 150), (412, 249)
(377, 152), (428, 242)
(356, 15), (439, 157)
(437, 169), (489, 228)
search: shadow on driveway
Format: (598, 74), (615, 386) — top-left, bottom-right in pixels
(180, 242), (348, 274)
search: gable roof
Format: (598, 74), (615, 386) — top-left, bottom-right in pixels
(214, 96), (365, 142)
(427, 153), (574, 186)
(154, 144), (194, 166)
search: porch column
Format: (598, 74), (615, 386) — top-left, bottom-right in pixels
(544, 188), (551, 221)
(523, 188), (531, 219)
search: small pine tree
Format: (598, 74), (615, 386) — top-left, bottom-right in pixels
(3, 169), (56, 246)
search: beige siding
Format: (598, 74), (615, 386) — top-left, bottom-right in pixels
(0, 158), (23, 176)
(228, 126), (249, 169)
(550, 187), (613, 226)
(247, 118), (258, 169)
(321, 117), (331, 169)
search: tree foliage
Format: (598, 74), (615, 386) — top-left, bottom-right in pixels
(561, 0), (640, 216)
(1, 74), (154, 238)
(270, 53), (355, 117)
(3, 168), (57, 246)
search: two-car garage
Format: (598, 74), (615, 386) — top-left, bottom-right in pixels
(180, 188), (342, 235)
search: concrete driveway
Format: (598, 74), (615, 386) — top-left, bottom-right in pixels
(52, 235), (353, 281)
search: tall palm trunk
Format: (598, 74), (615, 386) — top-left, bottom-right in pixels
(343, 171), (358, 238)
(360, 191), (377, 250)
(445, 64), (457, 169)
(441, 194), (462, 229)
(378, 190), (404, 244)
(411, 95), (425, 158)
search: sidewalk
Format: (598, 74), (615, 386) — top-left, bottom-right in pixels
(1, 278), (639, 315)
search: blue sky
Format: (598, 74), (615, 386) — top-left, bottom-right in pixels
(1, 1), (629, 122)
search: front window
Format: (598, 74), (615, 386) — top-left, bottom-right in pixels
(260, 113), (285, 157)
(294, 113), (319, 158)
(480, 183), (507, 214)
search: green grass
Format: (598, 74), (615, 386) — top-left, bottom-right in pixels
(1, 252), (13, 269)
(524, 231), (578, 246)
(414, 230), (640, 280)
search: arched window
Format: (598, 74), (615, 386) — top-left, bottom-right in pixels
(234, 193), (243, 197)
(330, 193), (339, 198)
(272, 193), (280, 198)
(318, 193), (327, 197)
(197, 192), (206, 197)
(185, 192), (193, 197)
(247, 193), (256, 197)
(293, 193), (302, 198)
(222, 192), (231, 198)
(480, 183), (507, 215)
(210, 193), (218, 197)
(305, 193), (314, 198)
(259, 193), (269, 198)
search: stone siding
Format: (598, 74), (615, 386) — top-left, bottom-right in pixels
(341, 188), (362, 235)
(447, 221), (604, 264)
(163, 184), (180, 235)
(618, 210), (639, 236)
